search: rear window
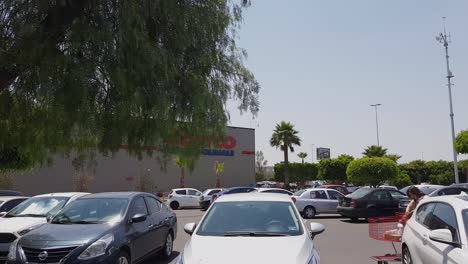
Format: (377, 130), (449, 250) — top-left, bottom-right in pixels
(294, 190), (307, 196)
(348, 188), (372, 199)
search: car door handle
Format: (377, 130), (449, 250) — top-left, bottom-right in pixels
(148, 224), (155, 229)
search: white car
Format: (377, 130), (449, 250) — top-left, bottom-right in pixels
(293, 188), (345, 219)
(0, 197), (29, 215)
(0, 192), (88, 262)
(401, 195), (468, 264)
(199, 188), (224, 210)
(256, 188), (293, 195)
(178, 193), (325, 264)
(167, 188), (202, 210)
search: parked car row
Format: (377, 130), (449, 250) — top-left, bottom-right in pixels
(0, 192), (177, 264)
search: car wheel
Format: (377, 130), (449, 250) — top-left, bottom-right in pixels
(115, 251), (130, 264)
(170, 201), (179, 210)
(303, 206), (316, 219)
(161, 232), (174, 259)
(350, 217), (358, 222)
(402, 246), (412, 264)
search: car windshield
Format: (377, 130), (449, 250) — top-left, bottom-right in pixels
(348, 188), (372, 199)
(197, 201), (303, 236)
(5, 197), (69, 217)
(294, 190), (307, 196)
(52, 198), (129, 224)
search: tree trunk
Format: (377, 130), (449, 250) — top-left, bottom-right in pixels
(179, 167), (185, 188)
(283, 145), (290, 189)
(216, 173), (221, 188)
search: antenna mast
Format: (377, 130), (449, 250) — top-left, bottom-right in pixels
(436, 17), (459, 183)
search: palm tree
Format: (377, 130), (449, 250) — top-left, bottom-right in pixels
(270, 121), (301, 188)
(297, 152), (308, 163)
(214, 161), (224, 188)
(175, 156), (197, 188)
(362, 145), (388, 158)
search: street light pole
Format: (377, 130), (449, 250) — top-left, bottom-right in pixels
(436, 18), (459, 183)
(370, 104), (382, 146)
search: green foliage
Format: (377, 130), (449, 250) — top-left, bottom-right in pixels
(0, 0), (259, 171)
(175, 155), (198, 172)
(297, 152), (308, 163)
(362, 145), (388, 158)
(399, 160), (429, 184)
(318, 154), (354, 183)
(389, 171), (413, 189)
(346, 157), (398, 186)
(270, 121), (301, 185)
(429, 171), (454, 186)
(455, 130), (468, 154)
(385, 154), (402, 162)
(274, 162), (318, 184)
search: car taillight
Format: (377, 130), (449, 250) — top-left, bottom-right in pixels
(291, 197), (296, 203)
(168, 194), (173, 199)
(350, 200), (357, 208)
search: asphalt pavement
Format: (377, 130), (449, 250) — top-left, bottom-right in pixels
(149, 209), (400, 264)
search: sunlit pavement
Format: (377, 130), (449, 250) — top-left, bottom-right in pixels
(149, 209), (398, 264)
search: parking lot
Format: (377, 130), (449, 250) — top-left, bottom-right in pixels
(150, 209), (400, 264)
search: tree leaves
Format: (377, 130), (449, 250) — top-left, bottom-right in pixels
(0, 0), (260, 170)
(455, 130), (468, 154)
(346, 157), (398, 186)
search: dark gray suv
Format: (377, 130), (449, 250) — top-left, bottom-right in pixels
(6, 192), (177, 264)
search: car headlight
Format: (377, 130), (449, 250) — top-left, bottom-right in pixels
(17, 224), (43, 236)
(78, 234), (114, 260)
(7, 238), (20, 261)
(308, 255), (317, 264)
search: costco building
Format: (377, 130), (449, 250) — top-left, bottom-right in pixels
(12, 126), (255, 195)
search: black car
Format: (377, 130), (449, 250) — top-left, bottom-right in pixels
(7, 192), (177, 264)
(428, 185), (468, 197)
(337, 188), (407, 221)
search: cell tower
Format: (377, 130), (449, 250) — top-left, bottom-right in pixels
(436, 17), (459, 183)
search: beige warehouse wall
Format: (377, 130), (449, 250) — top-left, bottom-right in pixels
(13, 127), (255, 196)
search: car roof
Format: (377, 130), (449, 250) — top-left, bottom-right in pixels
(215, 193), (293, 203)
(420, 194), (468, 211)
(321, 184), (344, 187)
(301, 188), (333, 192)
(257, 188), (288, 191)
(172, 188), (199, 191)
(80, 192), (149, 199)
(0, 196), (29, 201)
(33, 192), (89, 198)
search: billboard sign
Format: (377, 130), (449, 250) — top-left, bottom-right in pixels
(317, 148), (331, 160)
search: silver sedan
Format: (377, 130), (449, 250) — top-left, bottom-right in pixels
(293, 188), (345, 218)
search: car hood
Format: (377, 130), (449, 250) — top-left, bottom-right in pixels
(183, 234), (314, 264)
(20, 223), (112, 246)
(0, 217), (46, 233)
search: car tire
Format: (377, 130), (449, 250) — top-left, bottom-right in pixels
(303, 206), (316, 219)
(350, 217), (358, 222)
(115, 251), (130, 264)
(402, 246), (412, 264)
(170, 201), (179, 210)
(160, 231), (174, 259)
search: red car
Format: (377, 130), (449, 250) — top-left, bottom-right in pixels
(321, 184), (350, 195)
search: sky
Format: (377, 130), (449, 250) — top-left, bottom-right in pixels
(227, 0), (468, 164)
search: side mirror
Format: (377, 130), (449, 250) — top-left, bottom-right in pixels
(184, 222), (197, 235)
(429, 229), (458, 246)
(0, 212), (6, 217)
(131, 214), (147, 224)
(309, 223), (326, 239)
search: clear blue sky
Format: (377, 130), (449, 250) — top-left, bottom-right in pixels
(228, 0), (468, 165)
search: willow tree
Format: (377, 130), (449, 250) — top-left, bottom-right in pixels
(0, 0), (259, 170)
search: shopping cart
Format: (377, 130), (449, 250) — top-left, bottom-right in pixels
(368, 213), (405, 264)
